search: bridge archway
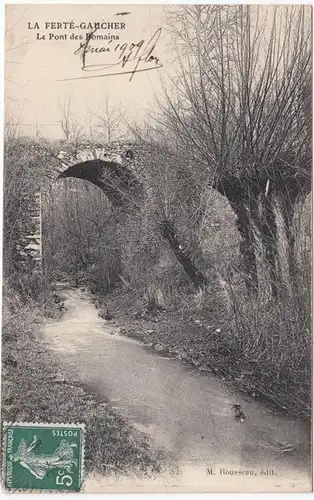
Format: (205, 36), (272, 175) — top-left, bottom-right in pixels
(19, 143), (144, 270)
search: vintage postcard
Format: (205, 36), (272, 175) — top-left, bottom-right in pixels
(2, 3), (312, 493)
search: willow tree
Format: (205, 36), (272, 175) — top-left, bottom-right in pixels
(143, 137), (209, 288)
(161, 5), (311, 302)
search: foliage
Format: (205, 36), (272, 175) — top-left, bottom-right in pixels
(2, 4), (311, 421)
(160, 4), (311, 301)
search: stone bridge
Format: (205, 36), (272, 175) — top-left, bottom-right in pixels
(19, 141), (146, 272)
(18, 140), (208, 288)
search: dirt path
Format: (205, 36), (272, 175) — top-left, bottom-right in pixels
(39, 289), (311, 492)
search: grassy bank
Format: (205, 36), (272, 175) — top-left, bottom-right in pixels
(1, 294), (170, 480)
(97, 286), (311, 421)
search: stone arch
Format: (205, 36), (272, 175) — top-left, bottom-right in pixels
(53, 143), (143, 205)
(18, 141), (208, 290)
(19, 142), (144, 270)
(57, 159), (141, 207)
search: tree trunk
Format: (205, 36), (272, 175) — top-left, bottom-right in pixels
(241, 189), (308, 303)
(216, 180), (259, 295)
(212, 176), (309, 303)
(275, 191), (309, 296)
(217, 183), (279, 303)
(160, 220), (208, 288)
(229, 199), (258, 294)
(249, 194), (278, 303)
(229, 193), (277, 304)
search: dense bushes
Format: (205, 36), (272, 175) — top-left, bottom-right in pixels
(2, 6), (311, 420)
(3, 132), (311, 418)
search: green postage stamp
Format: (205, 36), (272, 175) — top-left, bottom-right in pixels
(2, 422), (85, 491)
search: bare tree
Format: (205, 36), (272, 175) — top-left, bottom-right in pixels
(35, 118), (41, 139)
(92, 94), (127, 142)
(58, 97), (83, 141)
(4, 108), (21, 140)
(87, 108), (96, 141)
(160, 5), (311, 302)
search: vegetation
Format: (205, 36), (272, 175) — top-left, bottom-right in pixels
(1, 285), (170, 477)
(2, 7), (311, 477)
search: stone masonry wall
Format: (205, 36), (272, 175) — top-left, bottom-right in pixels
(16, 141), (147, 272)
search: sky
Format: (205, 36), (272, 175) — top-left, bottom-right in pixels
(5, 4), (311, 140)
(5, 4), (174, 138)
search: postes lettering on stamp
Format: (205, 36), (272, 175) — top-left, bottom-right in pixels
(2, 422), (85, 491)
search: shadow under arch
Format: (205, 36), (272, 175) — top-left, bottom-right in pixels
(54, 158), (209, 289)
(57, 158), (143, 208)
(23, 149), (208, 289)
(42, 170), (124, 292)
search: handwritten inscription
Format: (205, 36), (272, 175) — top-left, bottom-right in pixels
(72, 28), (162, 81)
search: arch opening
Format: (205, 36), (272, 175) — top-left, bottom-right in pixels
(16, 143), (144, 272)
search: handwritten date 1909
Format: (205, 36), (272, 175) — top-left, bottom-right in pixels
(73, 27), (162, 81)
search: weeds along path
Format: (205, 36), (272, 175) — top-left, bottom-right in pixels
(39, 289), (311, 491)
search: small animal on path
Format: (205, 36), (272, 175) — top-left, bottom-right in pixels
(231, 402), (246, 422)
